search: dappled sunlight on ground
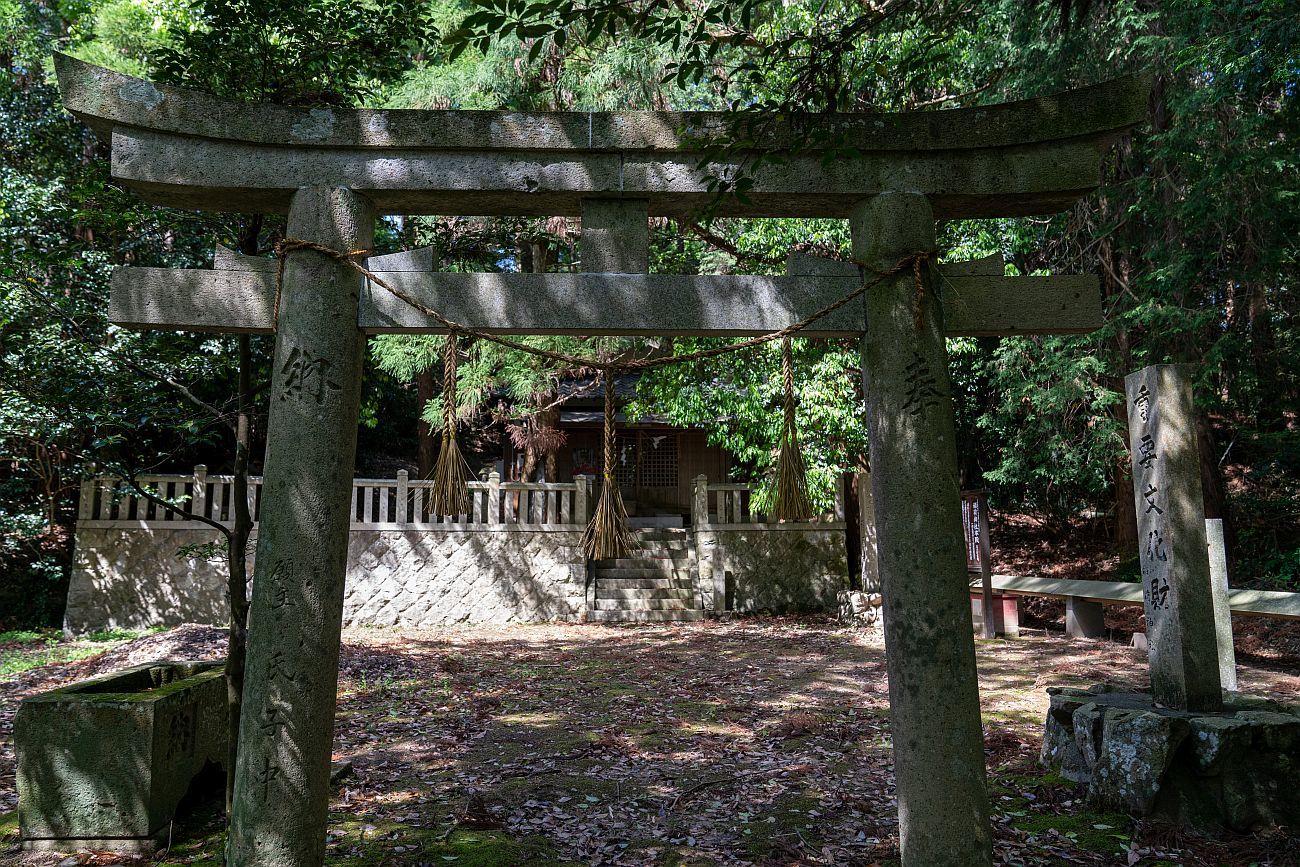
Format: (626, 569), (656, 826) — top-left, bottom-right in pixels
(2, 618), (1298, 864)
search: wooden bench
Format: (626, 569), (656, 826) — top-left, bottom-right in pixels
(976, 574), (1300, 638)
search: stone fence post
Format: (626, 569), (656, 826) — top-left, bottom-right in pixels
(855, 471), (882, 619)
(691, 475), (721, 613)
(574, 475), (592, 526)
(488, 471), (502, 525)
(79, 475), (96, 521)
(1205, 518), (1237, 691)
(692, 475), (709, 528)
(192, 464), (207, 520)
(396, 470), (409, 526)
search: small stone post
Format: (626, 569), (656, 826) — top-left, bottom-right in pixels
(78, 475), (96, 521)
(855, 472), (881, 591)
(692, 475), (717, 611)
(192, 464), (207, 521)
(692, 475), (708, 528)
(488, 470), (502, 524)
(853, 192), (992, 866)
(572, 474), (587, 525)
(396, 470), (409, 526)
(974, 492), (996, 639)
(1125, 363), (1222, 712)
(227, 186), (374, 866)
(1205, 518), (1237, 691)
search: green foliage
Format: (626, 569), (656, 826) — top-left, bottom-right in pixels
(65, 0), (184, 75)
(3, 0), (1298, 629)
(0, 630), (139, 678)
(634, 337), (862, 513)
(976, 336), (1127, 526)
(151, 0), (437, 104)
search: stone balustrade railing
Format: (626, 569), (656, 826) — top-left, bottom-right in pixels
(78, 466), (594, 531)
(690, 475), (846, 529)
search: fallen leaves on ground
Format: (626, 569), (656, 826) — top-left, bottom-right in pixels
(2, 618), (1298, 865)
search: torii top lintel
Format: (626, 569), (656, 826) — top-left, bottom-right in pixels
(55, 54), (1149, 220)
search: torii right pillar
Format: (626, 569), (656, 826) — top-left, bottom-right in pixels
(854, 192), (993, 866)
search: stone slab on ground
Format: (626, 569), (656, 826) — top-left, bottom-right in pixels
(1041, 683), (1300, 830)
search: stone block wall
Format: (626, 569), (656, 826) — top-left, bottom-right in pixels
(66, 527), (586, 633)
(696, 527), (848, 614)
(67, 518), (849, 632)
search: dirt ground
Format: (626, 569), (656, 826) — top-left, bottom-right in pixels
(2, 618), (1298, 866)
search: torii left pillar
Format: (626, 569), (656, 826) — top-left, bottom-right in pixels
(228, 186), (373, 865)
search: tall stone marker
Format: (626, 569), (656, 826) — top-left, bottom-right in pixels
(1124, 364), (1222, 711)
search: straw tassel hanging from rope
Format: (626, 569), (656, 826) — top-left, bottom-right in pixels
(770, 337), (813, 522)
(582, 369), (634, 561)
(430, 333), (472, 518)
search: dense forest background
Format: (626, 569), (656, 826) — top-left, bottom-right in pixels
(1, 0), (1296, 627)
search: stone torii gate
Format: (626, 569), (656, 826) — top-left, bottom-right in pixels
(56, 54), (1148, 866)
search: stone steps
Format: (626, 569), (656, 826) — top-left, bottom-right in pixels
(589, 530), (701, 623)
(608, 540), (693, 553)
(587, 608), (705, 623)
(595, 587), (696, 601)
(592, 598), (693, 611)
(597, 567), (693, 581)
(595, 576), (695, 590)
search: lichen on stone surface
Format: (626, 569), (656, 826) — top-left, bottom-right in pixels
(117, 79), (163, 111)
(290, 108), (336, 142)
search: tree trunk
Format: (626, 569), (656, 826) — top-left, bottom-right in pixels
(224, 214), (261, 817)
(226, 334), (253, 817)
(1247, 282), (1285, 429)
(1110, 315), (1139, 555)
(538, 405), (560, 481)
(520, 438), (540, 482)
(416, 368), (437, 479)
(1196, 412), (1233, 563)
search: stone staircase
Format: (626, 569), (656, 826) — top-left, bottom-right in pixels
(587, 529), (703, 623)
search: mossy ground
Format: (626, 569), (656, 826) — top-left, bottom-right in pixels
(0, 628), (150, 678)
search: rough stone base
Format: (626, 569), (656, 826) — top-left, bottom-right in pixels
(1041, 683), (1300, 830)
(837, 590), (882, 627)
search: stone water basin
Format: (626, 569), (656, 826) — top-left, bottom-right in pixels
(16, 659), (226, 853)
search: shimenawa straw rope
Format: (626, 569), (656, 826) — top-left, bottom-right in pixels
(273, 239), (931, 555)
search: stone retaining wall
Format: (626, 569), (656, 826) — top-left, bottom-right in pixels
(66, 527), (586, 633)
(67, 522), (850, 632)
(695, 527), (848, 614)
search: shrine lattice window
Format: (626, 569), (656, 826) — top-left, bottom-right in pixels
(614, 432), (678, 490)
